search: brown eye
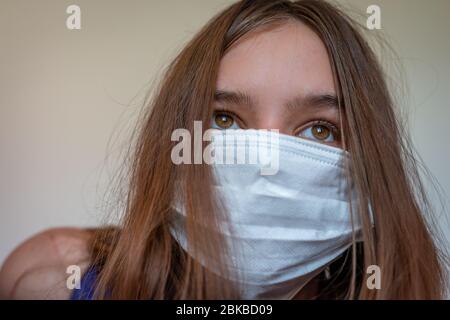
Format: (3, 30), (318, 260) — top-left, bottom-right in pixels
(213, 113), (238, 129)
(311, 124), (331, 140)
(298, 122), (338, 143)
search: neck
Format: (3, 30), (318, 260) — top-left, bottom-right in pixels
(292, 276), (321, 299)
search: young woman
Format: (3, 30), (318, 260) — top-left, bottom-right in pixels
(0, 0), (448, 299)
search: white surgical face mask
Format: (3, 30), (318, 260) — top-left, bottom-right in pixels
(170, 129), (362, 299)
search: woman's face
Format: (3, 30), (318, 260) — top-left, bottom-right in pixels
(213, 20), (342, 148)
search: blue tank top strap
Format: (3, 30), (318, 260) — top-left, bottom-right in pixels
(70, 265), (98, 300)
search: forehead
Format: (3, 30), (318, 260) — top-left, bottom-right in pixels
(216, 20), (335, 100)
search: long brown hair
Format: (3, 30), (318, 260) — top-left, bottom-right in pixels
(89, 0), (448, 299)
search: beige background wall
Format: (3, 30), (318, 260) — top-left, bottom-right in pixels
(1, 0), (449, 264)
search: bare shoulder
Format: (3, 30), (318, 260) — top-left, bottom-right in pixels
(0, 227), (94, 300)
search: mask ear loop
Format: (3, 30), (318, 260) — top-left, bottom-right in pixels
(324, 266), (331, 280)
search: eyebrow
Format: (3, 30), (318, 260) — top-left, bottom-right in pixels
(214, 89), (254, 109)
(214, 89), (338, 111)
(286, 93), (339, 111)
